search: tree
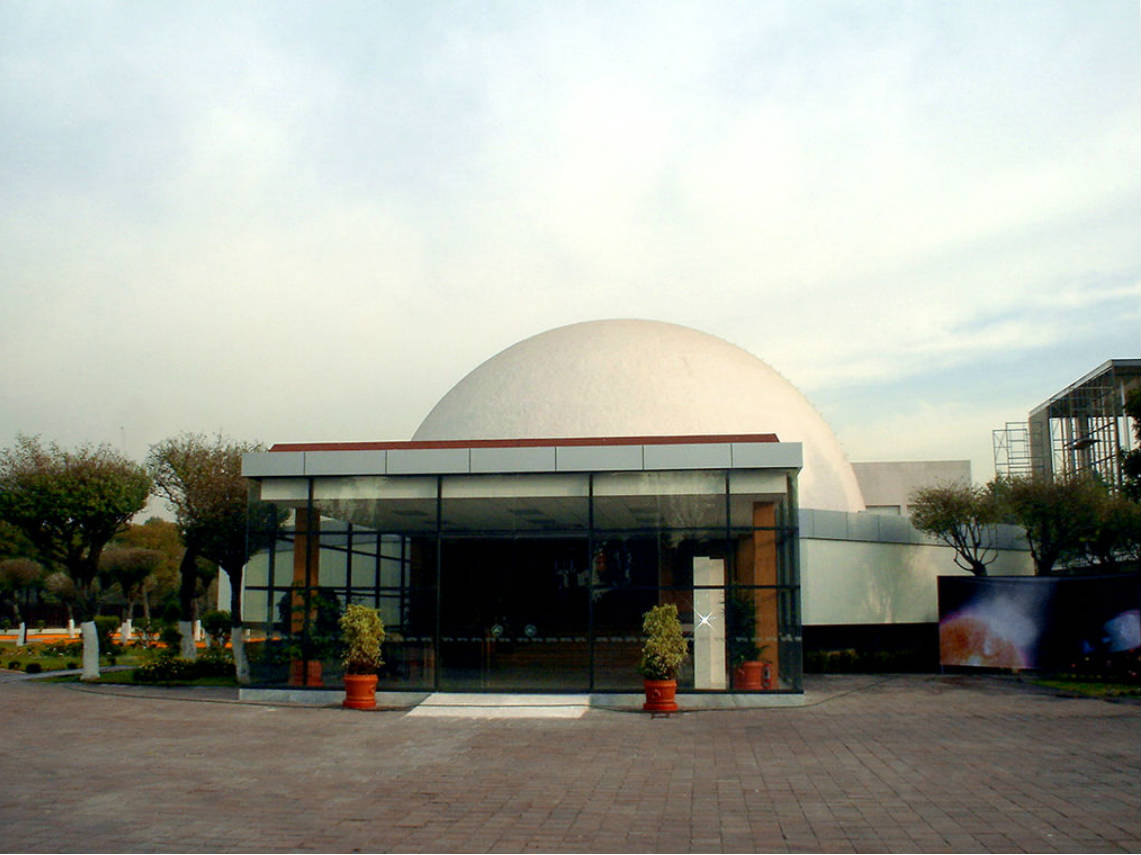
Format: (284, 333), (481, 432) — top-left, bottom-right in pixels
(1082, 487), (1141, 571)
(992, 472), (1100, 575)
(111, 518), (184, 620)
(909, 482), (1001, 576)
(98, 547), (165, 622)
(0, 436), (150, 678)
(0, 557), (43, 624)
(147, 433), (268, 683)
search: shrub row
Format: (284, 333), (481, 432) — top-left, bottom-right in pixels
(132, 648), (233, 683)
(804, 647), (933, 674)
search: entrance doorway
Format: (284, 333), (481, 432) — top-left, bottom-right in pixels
(438, 538), (590, 690)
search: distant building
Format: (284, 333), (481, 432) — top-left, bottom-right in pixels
(852, 460), (972, 516)
(995, 359), (1141, 486)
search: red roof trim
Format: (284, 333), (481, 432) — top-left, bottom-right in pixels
(268, 433), (780, 453)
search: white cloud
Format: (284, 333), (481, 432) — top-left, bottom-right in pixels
(0, 1), (1137, 466)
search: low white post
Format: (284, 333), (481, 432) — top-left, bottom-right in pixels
(67, 618), (76, 638)
(194, 619), (204, 641)
(16, 622), (27, 647)
(120, 619), (132, 646)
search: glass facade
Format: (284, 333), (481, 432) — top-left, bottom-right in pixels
(244, 468), (801, 692)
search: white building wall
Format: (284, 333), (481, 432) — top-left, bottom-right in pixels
(851, 460), (972, 516)
(801, 537), (1034, 626)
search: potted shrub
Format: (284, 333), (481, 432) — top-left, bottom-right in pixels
(639, 603), (688, 712)
(728, 593), (770, 690)
(339, 604), (385, 710)
(280, 587), (342, 686)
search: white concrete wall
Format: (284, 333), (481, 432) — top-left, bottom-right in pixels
(801, 535), (1034, 626)
(851, 460), (972, 516)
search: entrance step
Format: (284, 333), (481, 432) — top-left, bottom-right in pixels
(406, 693), (590, 719)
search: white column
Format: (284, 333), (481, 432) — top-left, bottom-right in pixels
(120, 619), (132, 646)
(16, 622), (26, 646)
(693, 557), (727, 689)
(67, 618), (76, 638)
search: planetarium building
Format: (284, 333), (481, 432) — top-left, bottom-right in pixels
(240, 320), (1030, 699)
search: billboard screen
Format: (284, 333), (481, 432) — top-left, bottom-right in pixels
(938, 574), (1140, 671)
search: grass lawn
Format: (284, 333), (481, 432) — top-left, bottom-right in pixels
(1, 639), (147, 673)
(44, 670), (239, 687)
(1031, 677), (1141, 699)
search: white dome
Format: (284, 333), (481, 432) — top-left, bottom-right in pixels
(414, 319), (865, 512)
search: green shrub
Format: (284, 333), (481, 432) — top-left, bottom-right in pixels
(198, 644), (233, 673)
(248, 638), (290, 665)
(7, 661), (20, 671)
(93, 616), (120, 654)
(133, 651), (233, 683)
(133, 657), (197, 683)
(133, 618), (159, 648)
(340, 604), (385, 675)
(41, 641), (83, 657)
(639, 604), (688, 680)
(65, 661), (77, 670)
(159, 623), (182, 654)
(202, 610), (232, 647)
(24, 662), (41, 674)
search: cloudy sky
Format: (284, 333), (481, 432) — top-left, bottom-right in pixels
(2, 1), (1138, 485)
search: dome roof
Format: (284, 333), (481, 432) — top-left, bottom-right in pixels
(413, 319), (865, 512)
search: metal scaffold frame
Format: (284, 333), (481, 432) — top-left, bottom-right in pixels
(1011, 359), (1141, 488)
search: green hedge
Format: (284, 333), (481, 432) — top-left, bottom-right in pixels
(132, 648), (233, 683)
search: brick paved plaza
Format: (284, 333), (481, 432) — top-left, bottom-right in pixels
(0, 674), (1137, 853)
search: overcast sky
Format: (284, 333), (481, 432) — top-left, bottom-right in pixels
(2, 1), (1138, 486)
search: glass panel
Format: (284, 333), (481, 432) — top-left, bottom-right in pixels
(439, 537), (589, 690)
(728, 470), (789, 528)
(441, 473), (589, 533)
(591, 589), (698, 690)
(314, 476), (438, 534)
(593, 471), (726, 530)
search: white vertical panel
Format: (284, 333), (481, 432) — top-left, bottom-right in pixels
(693, 557), (726, 689)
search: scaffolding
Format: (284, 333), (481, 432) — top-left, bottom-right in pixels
(992, 421), (1035, 478)
(1023, 359), (1141, 488)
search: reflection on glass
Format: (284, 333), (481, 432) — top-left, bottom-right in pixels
(242, 468), (802, 693)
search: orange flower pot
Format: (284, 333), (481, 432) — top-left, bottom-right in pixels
(343, 673), (378, 710)
(642, 678), (678, 712)
(733, 660), (764, 690)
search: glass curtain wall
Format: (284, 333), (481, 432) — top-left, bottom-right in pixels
(244, 469), (801, 692)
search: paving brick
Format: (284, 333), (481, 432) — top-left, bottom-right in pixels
(0, 674), (1137, 852)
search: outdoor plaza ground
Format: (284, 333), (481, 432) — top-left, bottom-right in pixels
(0, 673), (1137, 854)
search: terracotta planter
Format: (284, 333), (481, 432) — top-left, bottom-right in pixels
(734, 660), (764, 690)
(343, 673), (378, 710)
(642, 678), (678, 712)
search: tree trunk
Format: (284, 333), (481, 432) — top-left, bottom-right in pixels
(80, 620), (100, 681)
(233, 629), (249, 684)
(178, 620), (197, 660)
(177, 543), (199, 660)
(227, 566), (249, 684)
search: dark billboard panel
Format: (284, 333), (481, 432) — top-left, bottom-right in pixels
(938, 574), (1141, 671)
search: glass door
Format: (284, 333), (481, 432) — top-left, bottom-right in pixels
(438, 538), (590, 691)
